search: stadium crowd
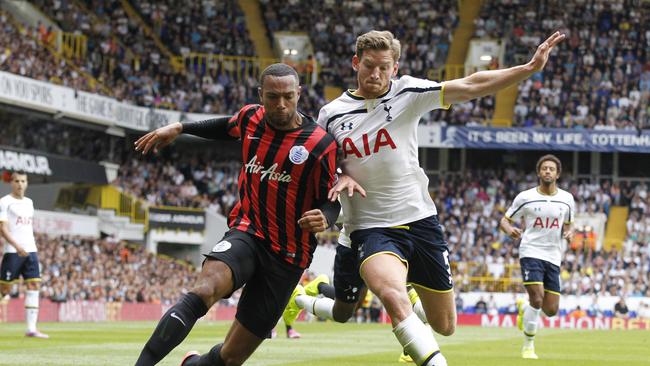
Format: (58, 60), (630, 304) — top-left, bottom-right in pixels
(35, 233), (197, 304)
(475, 0), (650, 129)
(113, 151), (240, 215)
(131, 0), (254, 56)
(3, 1), (648, 128)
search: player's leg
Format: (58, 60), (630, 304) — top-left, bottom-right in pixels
(358, 228), (446, 366)
(23, 252), (47, 338)
(541, 260), (561, 317)
(407, 217), (457, 337)
(136, 231), (256, 366)
(518, 257), (546, 359)
(413, 288), (456, 336)
(183, 243), (303, 366)
(0, 253), (17, 298)
(287, 245), (365, 323)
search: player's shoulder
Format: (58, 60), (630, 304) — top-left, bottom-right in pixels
(0, 194), (14, 204)
(236, 104), (263, 118)
(516, 187), (538, 200)
(555, 188), (575, 202)
(308, 120), (337, 152)
(393, 75), (443, 93)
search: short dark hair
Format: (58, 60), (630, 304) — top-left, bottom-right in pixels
(11, 170), (27, 177)
(259, 63), (299, 88)
(536, 154), (562, 175)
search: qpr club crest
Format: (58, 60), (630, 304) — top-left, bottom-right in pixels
(212, 240), (232, 253)
(289, 145), (309, 164)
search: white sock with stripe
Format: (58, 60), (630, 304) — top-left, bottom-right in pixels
(296, 295), (335, 321)
(523, 304), (541, 347)
(393, 312), (446, 366)
(25, 290), (39, 333)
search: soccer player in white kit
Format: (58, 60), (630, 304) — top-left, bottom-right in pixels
(500, 155), (575, 359)
(0, 171), (49, 338)
(318, 30), (565, 366)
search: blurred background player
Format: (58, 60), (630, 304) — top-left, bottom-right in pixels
(500, 154), (575, 359)
(0, 171), (49, 338)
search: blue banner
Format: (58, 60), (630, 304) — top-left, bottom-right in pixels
(426, 126), (650, 153)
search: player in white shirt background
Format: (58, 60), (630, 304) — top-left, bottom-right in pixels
(0, 171), (49, 338)
(319, 29), (565, 366)
(500, 155), (575, 359)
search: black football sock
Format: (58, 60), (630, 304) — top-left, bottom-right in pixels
(135, 292), (208, 365)
(183, 344), (225, 366)
(317, 283), (336, 299)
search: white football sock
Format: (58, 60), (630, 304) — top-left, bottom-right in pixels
(393, 312), (446, 366)
(25, 290), (39, 333)
(413, 299), (428, 324)
(523, 304), (541, 347)
(296, 295), (335, 321)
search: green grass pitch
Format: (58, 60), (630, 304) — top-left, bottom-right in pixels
(1, 321), (648, 365)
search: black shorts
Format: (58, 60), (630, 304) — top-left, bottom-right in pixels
(350, 215), (454, 293)
(0, 252), (41, 285)
(333, 244), (366, 303)
(520, 257), (561, 294)
(204, 229), (303, 339)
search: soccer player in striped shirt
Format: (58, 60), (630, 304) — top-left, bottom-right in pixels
(500, 154), (575, 359)
(134, 63), (341, 366)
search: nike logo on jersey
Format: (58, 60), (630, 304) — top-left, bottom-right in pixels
(247, 135), (261, 140)
(170, 312), (186, 327)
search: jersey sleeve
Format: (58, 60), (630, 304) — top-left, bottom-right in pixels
(226, 104), (258, 139)
(0, 198), (7, 222)
(316, 107), (329, 132)
(400, 76), (450, 117)
(505, 192), (526, 221)
(313, 142), (338, 202)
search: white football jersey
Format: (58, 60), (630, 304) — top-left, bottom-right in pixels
(505, 187), (575, 266)
(0, 194), (37, 253)
(318, 76), (449, 243)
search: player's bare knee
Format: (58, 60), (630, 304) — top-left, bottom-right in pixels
(438, 321), (456, 337)
(543, 304), (558, 317)
(528, 293), (544, 309)
(192, 263), (233, 306)
(375, 287), (410, 319)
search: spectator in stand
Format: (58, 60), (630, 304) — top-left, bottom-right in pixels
(614, 297), (630, 319)
(475, 296), (488, 314)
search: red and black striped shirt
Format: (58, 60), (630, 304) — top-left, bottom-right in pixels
(226, 104), (337, 269)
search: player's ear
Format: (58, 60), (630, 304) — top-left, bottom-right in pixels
(392, 61), (399, 78)
(258, 86), (263, 102)
(352, 55), (360, 71)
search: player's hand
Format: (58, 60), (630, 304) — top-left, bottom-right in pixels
(134, 122), (183, 154)
(508, 227), (522, 240)
(328, 174), (366, 202)
(15, 246), (28, 257)
(528, 31), (565, 72)
(298, 209), (328, 233)
(563, 227), (574, 242)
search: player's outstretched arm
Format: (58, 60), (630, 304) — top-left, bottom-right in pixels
(499, 216), (522, 240)
(443, 31), (565, 105)
(134, 122), (183, 155)
(134, 117), (234, 154)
